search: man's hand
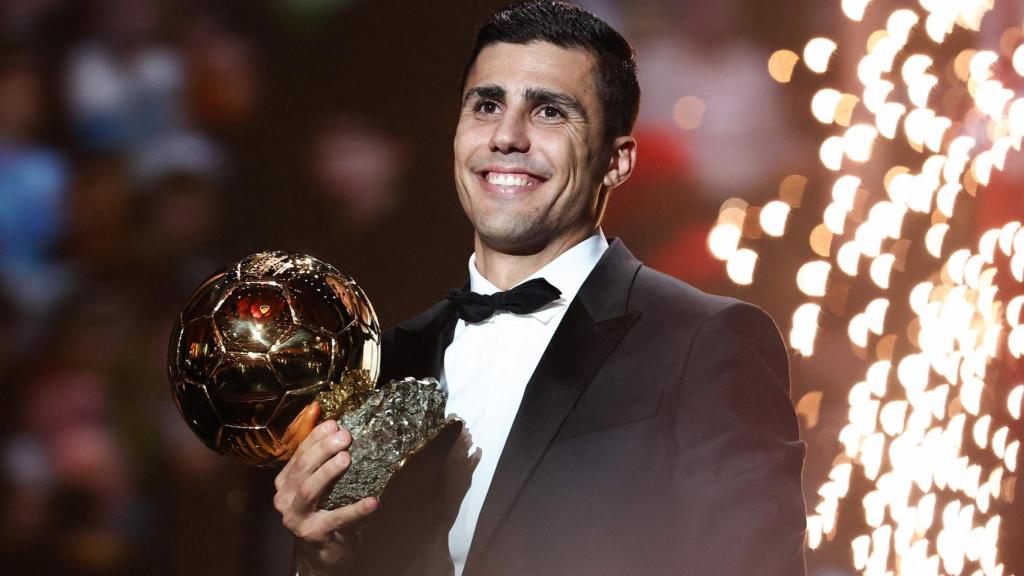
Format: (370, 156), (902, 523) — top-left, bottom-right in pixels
(273, 402), (378, 575)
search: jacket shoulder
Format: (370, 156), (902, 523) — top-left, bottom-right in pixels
(629, 266), (787, 370)
(632, 266), (790, 392)
(630, 265), (754, 320)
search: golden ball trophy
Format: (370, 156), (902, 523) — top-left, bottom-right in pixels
(168, 251), (460, 508)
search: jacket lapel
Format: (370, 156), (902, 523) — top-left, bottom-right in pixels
(463, 240), (642, 575)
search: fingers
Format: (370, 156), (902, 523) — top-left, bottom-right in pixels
(298, 450), (352, 509)
(289, 498), (377, 547)
(459, 429), (474, 452)
(298, 428), (351, 477)
(276, 428), (351, 513)
(319, 497), (378, 533)
(285, 427), (350, 497)
(276, 407), (336, 489)
(447, 426), (475, 467)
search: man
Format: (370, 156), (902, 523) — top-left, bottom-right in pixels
(273, 2), (807, 575)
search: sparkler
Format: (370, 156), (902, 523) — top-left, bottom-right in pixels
(709, 1), (1023, 574)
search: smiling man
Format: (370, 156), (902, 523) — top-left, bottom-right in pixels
(273, 2), (807, 575)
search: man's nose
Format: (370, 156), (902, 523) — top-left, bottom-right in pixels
(489, 111), (530, 153)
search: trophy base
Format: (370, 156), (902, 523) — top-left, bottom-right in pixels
(317, 377), (460, 510)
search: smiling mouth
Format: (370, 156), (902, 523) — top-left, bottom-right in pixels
(479, 170), (546, 192)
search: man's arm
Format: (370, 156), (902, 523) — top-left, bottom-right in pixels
(669, 302), (807, 575)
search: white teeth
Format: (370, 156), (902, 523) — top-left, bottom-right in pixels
(487, 173), (531, 187)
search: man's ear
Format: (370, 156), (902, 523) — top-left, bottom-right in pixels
(602, 135), (637, 190)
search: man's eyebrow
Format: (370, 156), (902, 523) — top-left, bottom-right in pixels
(462, 85), (588, 119)
(463, 85), (505, 106)
(524, 87), (588, 120)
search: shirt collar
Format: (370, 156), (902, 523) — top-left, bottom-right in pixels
(466, 229), (609, 324)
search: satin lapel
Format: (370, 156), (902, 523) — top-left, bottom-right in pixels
(463, 240), (642, 575)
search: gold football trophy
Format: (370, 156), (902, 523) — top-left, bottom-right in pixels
(168, 251), (460, 508)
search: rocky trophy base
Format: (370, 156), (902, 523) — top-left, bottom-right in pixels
(315, 374), (459, 510)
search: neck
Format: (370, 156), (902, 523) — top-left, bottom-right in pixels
(473, 228), (595, 290)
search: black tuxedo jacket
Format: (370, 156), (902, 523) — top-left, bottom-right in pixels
(351, 239), (807, 576)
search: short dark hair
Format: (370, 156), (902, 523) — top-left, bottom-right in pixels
(461, 0), (640, 139)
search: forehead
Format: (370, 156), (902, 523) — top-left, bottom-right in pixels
(464, 41), (599, 102)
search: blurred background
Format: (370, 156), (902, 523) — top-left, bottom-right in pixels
(0, 0), (1021, 574)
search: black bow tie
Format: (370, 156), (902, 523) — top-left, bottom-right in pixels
(446, 278), (562, 323)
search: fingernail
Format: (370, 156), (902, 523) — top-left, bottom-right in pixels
(365, 498), (377, 511)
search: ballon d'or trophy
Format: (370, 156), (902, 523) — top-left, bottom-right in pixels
(168, 251), (461, 509)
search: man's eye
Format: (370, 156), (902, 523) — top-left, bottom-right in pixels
(476, 101), (499, 114)
(538, 105), (565, 120)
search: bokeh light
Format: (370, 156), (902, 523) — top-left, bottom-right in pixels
(712, 0), (1024, 573)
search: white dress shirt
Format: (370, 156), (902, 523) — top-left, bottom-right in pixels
(442, 230), (609, 575)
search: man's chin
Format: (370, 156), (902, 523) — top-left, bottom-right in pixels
(474, 226), (549, 257)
